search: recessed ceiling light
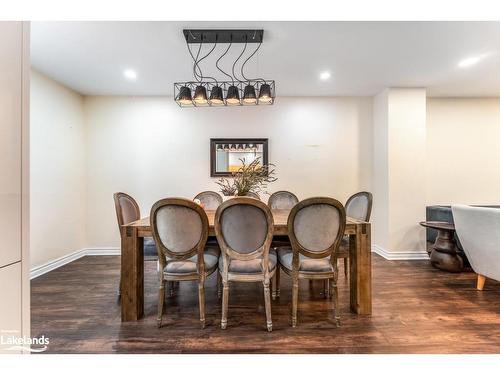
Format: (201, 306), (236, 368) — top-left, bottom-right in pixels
(457, 54), (488, 68)
(319, 71), (331, 81)
(123, 69), (137, 80)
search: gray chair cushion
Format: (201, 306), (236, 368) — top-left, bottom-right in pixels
(346, 194), (369, 221)
(144, 237), (158, 257)
(195, 191), (223, 210)
(156, 205), (202, 253)
(219, 249), (277, 274)
(278, 248), (333, 273)
(268, 191), (298, 210)
(163, 246), (220, 274)
(293, 204), (341, 252)
(220, 205), (268, 254)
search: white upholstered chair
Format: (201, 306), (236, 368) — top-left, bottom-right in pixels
(452, 205), (500, 290)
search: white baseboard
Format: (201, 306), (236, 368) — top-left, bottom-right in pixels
(30, 247), (120, 279)
(371, 244), (429, 260)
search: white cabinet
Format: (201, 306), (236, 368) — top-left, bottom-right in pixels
(0, 21), (29, 354)
(0, 262), (22, 354)
(0, 22), (22, 268)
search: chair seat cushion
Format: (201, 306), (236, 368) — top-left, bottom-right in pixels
(278, 248), (333, 273)
(163, 246), (220, 274)
(144, 237), (158, 257)
(219, 250), (277, 274)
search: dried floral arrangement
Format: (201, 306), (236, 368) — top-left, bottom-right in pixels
(215, 157), (277, 197)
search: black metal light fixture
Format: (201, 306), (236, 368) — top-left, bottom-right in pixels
(193, 85), (208, 104)
(209, 85), (224, 105)
(175, 85), (193, 106)
(243, 85), (257, 104)
(258, 83), (273, 104)
(226, 85), (240, 105)
(174, 29), (275, 108)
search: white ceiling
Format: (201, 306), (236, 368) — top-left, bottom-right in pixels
(31, 21), (500, 97)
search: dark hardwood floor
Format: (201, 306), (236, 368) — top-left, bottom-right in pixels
(31, 254), (500, 353)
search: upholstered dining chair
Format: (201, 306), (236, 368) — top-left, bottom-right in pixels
(194, 191), (223, 210)
(277, 197), (346, 327)
(214, 197), (276, 332)
(245, 191), (261, 200)
(338, 191), (373, 277)
(113, 192), (157, 295)
(267, 191), (299, 299)
(151, 198), (219, 328)
(452, 205), (500, 290)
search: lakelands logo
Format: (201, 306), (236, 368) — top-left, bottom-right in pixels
(0, 330), (49, 353)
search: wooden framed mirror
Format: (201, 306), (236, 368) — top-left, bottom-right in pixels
(210, 138), (269, 177)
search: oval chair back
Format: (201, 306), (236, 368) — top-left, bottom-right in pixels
(268, 190), (299, 210)
(345, 191), (373, 222)
(215, 197), (274, 263)
(288, 197), (346, 261)
(113, 192), (140, 230)
(150, 198), (209, 267)
(194, 191), (223, 210)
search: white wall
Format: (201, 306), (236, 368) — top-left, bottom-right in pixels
(372, 89), (427, 256)
(30, 69), (86, 268)
(84, 96), (373, 248)
(426, 98), (500, 205)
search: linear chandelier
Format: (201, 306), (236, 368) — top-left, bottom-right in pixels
(174, 29), (275, 107)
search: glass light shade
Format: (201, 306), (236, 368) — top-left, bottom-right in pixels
(226, 85), (241, 105)
(209, 86), (224, 105)
(243, 84), (257, 104)
(193, 85), (208, 104)
(176, 86), (193, 105)
(258, 83), (272, 104)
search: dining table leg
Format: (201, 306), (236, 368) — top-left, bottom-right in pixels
(349, 222), (372, 315)
(121, 226), (144, 321)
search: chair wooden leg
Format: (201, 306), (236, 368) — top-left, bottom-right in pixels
(477, 274), (486, 291)
(217, 272), (222, 299)
(221, 282), (229, 329)
(331, 279), (340, 327)
(169, 281), (175, 297)
(198, 279), (206, 329)
(263, 280), (273, 332)
(157, 283), (165, 328)
(291, 278), (299, 327)
(343, 257), (348, 278)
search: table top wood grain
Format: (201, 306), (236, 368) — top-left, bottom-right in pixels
(125, 209), (366, 237)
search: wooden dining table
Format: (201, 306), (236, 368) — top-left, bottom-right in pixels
(120, 209), (372, 321)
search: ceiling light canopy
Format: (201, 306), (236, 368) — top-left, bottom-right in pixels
(175, 29), (275, 108)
